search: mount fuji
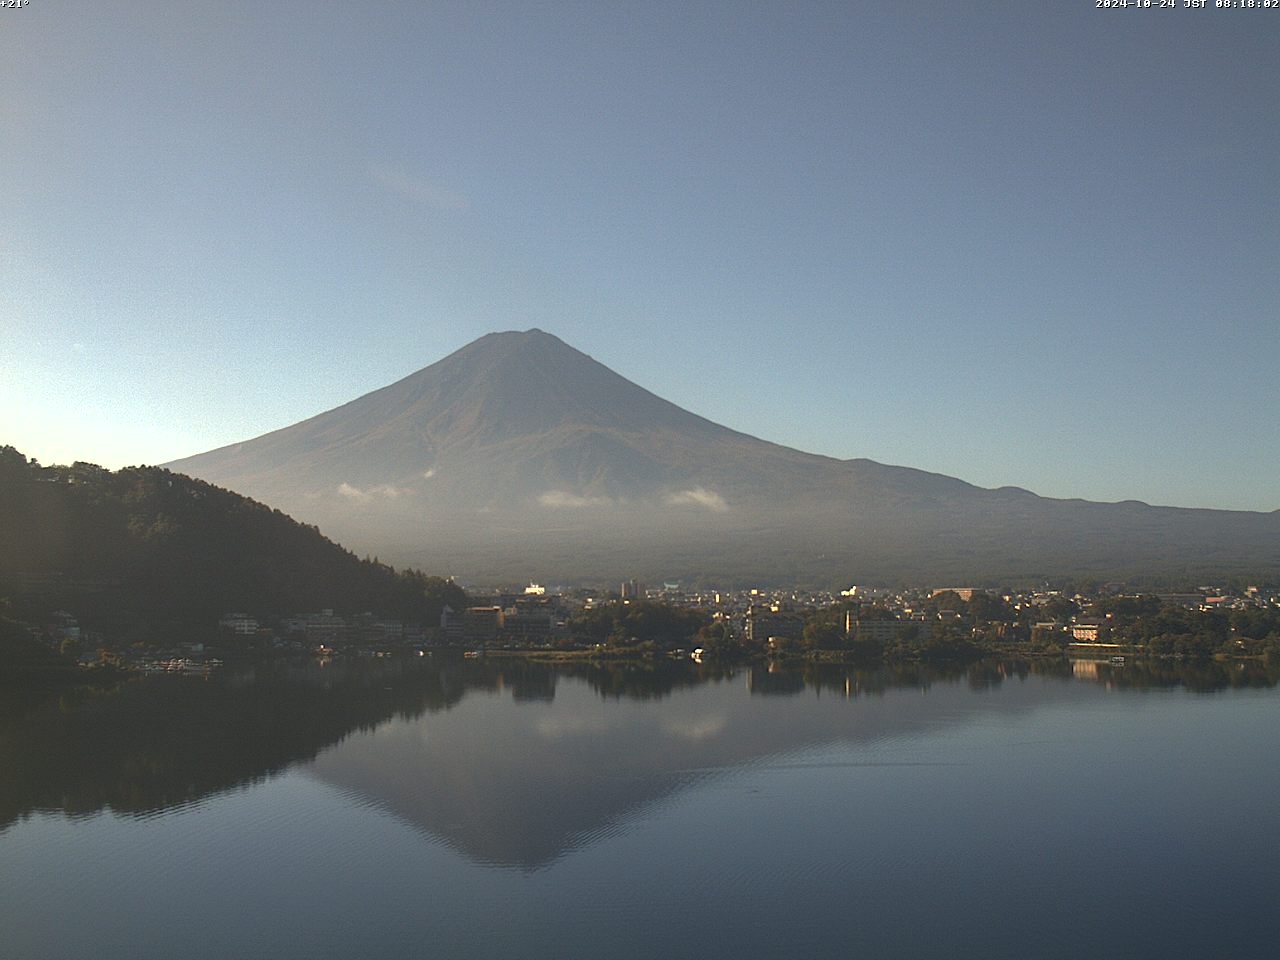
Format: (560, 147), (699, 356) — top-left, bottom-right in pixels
(166, 330), (1279, 585)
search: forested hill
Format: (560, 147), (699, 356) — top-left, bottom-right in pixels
(0, 446), (465, 641)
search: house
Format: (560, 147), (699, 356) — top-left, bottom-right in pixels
(1070, 622), (1103, 642)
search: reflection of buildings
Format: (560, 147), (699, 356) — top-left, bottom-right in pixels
(1072, 660), (1099, 680)
(746, 665), (805, 695)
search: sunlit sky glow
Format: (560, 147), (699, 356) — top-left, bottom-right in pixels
(2, 1), (1276, 510)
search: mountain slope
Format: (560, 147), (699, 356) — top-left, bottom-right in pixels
(171, 329), (842, 504)
(165, 330), (1280, 585)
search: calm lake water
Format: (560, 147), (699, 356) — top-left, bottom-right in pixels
(2, 657), (1278, 960)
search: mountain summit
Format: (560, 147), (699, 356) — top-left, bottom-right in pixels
(167, 328), (864, 514)
(167, 331), (1280, 584)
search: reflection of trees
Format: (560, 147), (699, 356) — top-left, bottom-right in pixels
(746, 657), (1279, 699)
(0, 657), (726, 832)
(561, 660), (733, 701)
(965, 660), (1007, 691)
(3, 654), (1275, 834)
(747, 666), (805, 696)
(749, 662), (976, 699)
(1041, 657), (1280, 692)
(0, 659), (469, 832)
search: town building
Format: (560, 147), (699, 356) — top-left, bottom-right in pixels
(746, 609), (805, 644)
(845, 616), (930, 645)
(218, 613), (260, 636)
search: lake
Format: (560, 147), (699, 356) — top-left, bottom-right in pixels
(2, 656), (1277, 959)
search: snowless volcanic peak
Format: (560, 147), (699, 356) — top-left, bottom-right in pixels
(166, 328), (780, 510)
(165, 330), (1280, 584)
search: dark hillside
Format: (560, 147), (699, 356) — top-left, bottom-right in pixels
(0, 447), (464, 642)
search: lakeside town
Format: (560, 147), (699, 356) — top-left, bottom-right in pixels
(5, 448), (1278, 680)
(26, 577), (1280, 675)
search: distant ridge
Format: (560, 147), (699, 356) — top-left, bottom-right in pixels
(165, 330), (1280, 585)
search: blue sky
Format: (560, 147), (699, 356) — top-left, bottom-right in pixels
(3, 1), (1276, 510)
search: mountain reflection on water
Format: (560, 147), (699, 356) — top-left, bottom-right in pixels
(1, 656), (1276, 869)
